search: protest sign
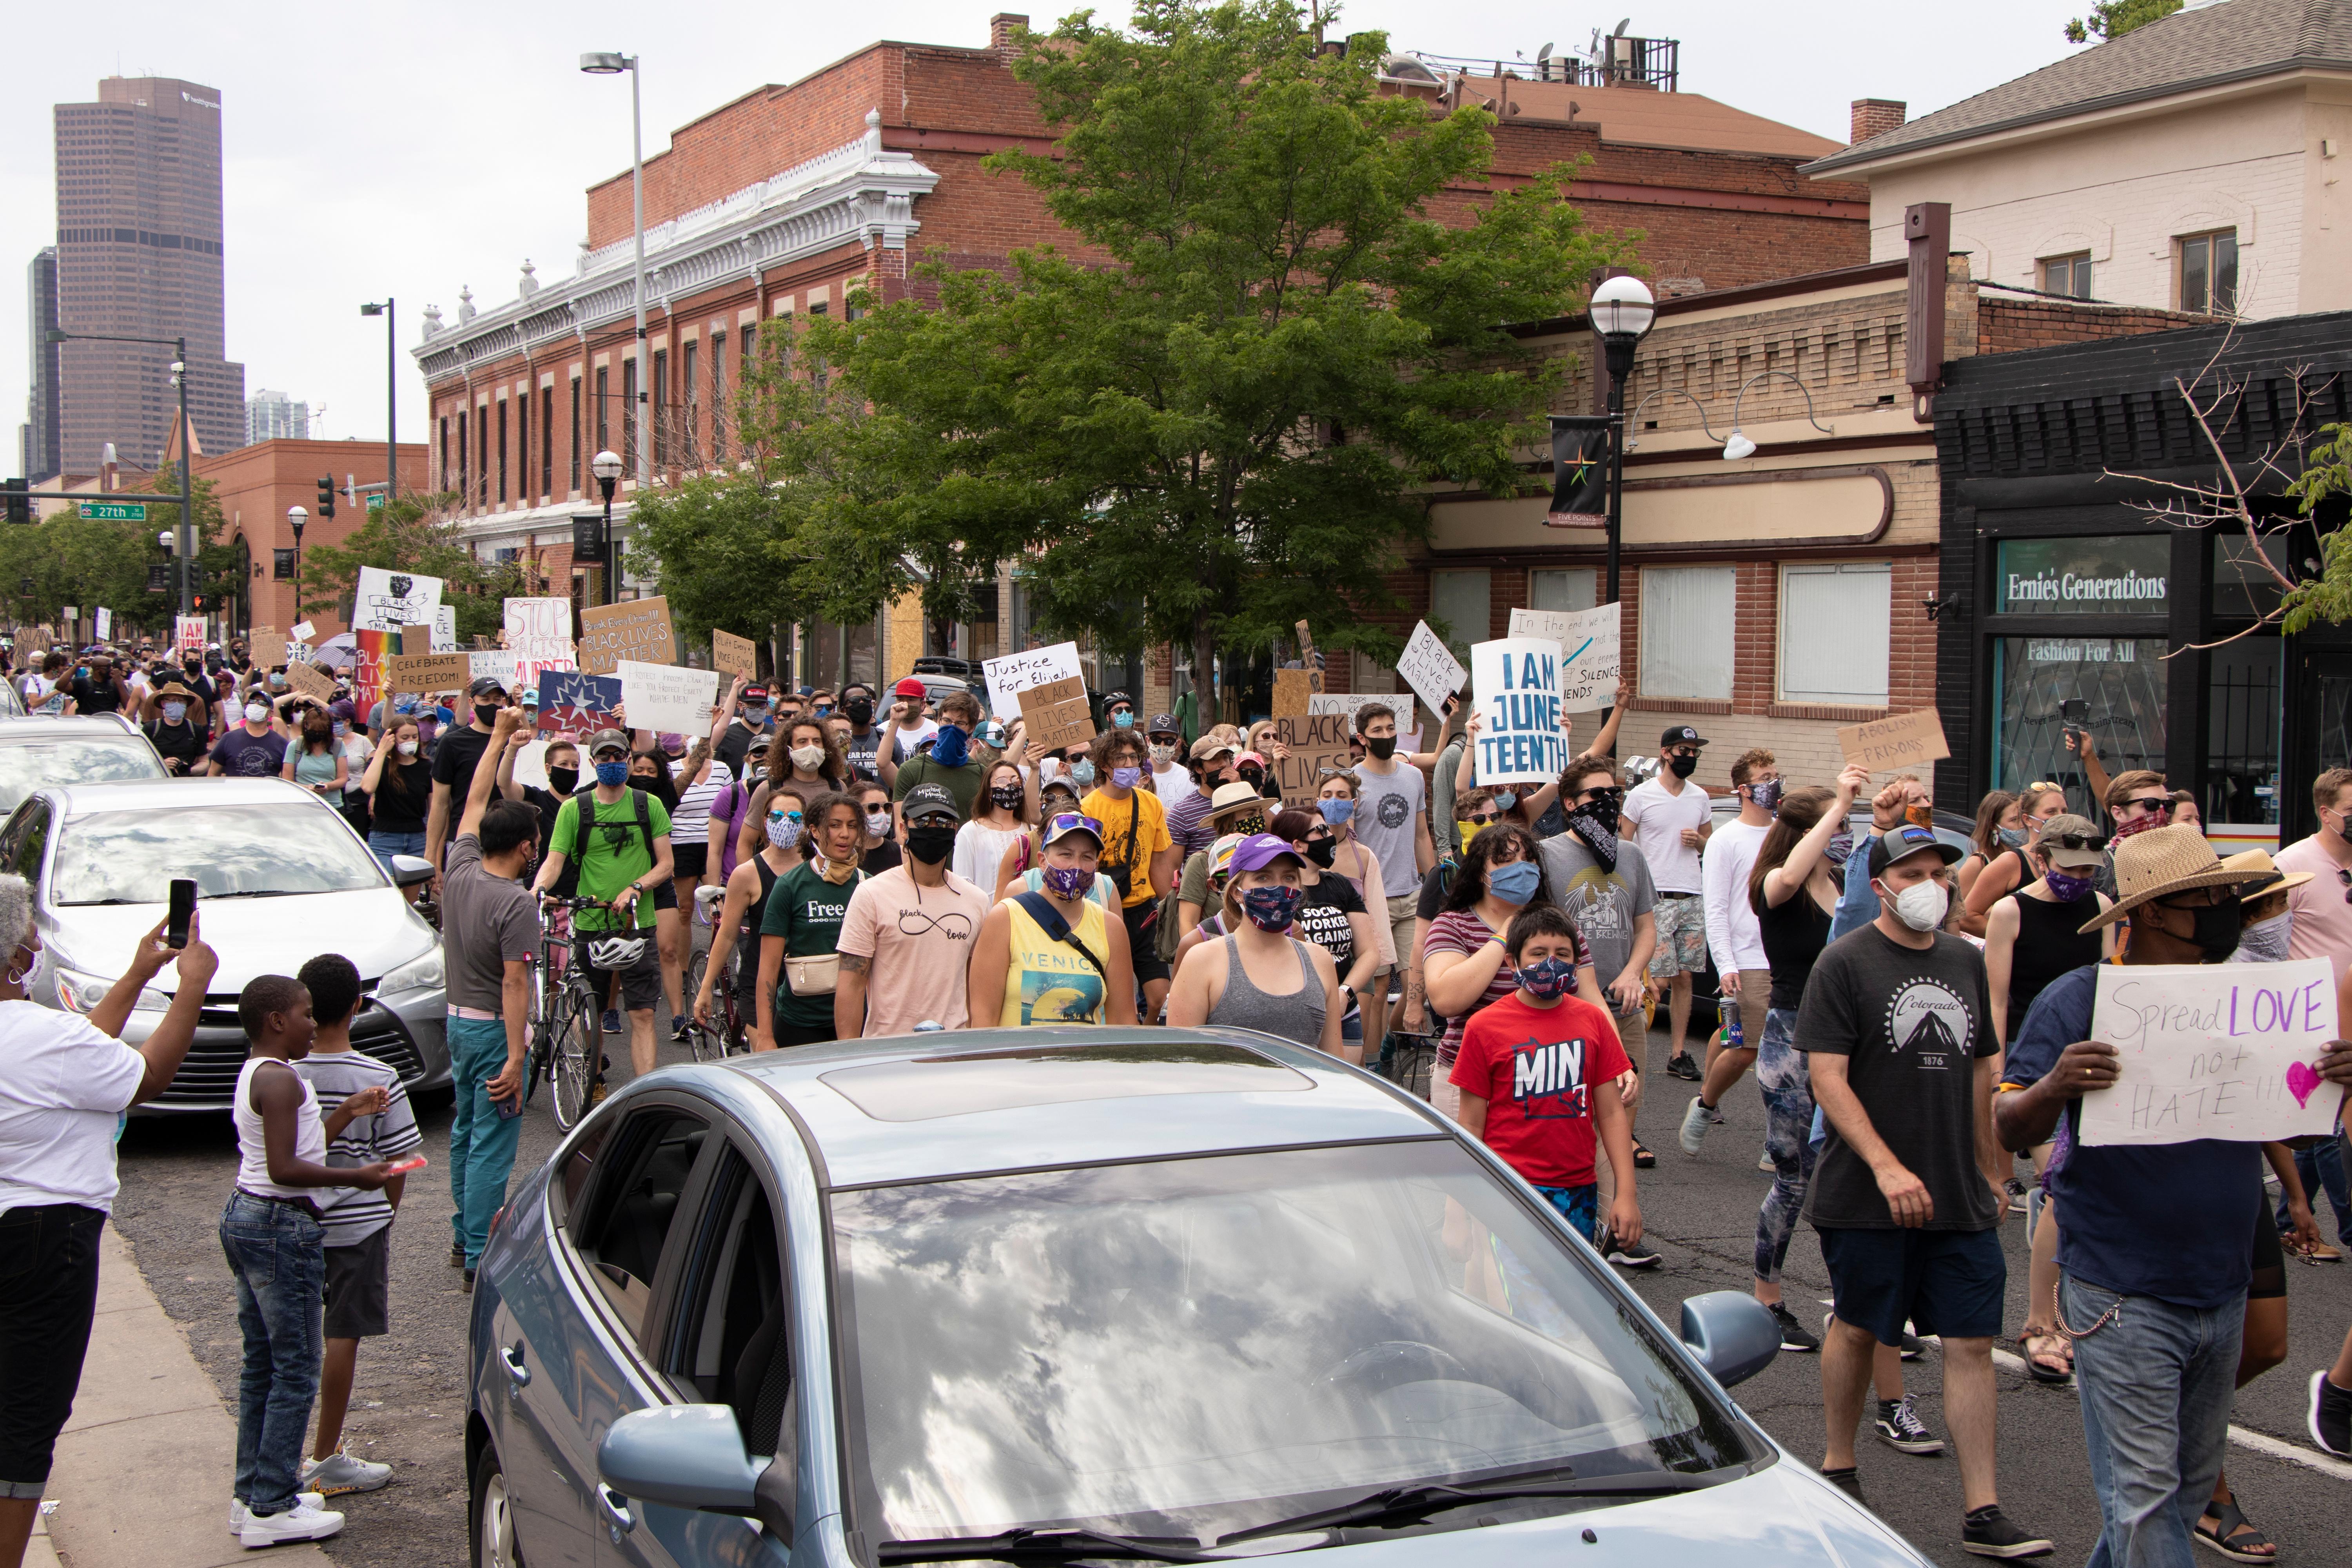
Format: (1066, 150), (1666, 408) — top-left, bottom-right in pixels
(285, 663), (336, 703)
(1308, 693), (1394, 728)
(1272, 713), (1353, 811)
(1470, 638), (1570, 787)
(290, 620), (315, 642)
(619, 660), (719, 735)
(2081, 959), (2346, 1146)
(433, 605), (458, 651)
(1293, 620), (1325, 695)
(577, 597), (675, 675)
(175, 616), (205, 654)
(537, 670), (624, 737)
(1509, 603), (1620, 708)
(1019, 674), (1096, 753)
(1396, 621), (1468, 719)
(469, 650), (519, 694)
(510, 737), (551, 791)
(95, 607), (111, 641)
(503, 598), (576, 688)
(249, 626), (278, 662)
(1272, 668), (1315, 716)
(387, 652), (472, 695)
(1838, 709), (1951, 774)
(983, 641), (1085, 716)
(711, 628), (759, 681)
(350, 629), (389, 717)
(352, 567), (443, 632)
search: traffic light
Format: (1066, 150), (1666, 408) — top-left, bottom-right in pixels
(2, 479), (27, 525)
(316, 476), (335, 519)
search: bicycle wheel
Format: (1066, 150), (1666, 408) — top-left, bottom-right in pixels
(548, 985), (599, 1131)
(682, 950), (722, 1062)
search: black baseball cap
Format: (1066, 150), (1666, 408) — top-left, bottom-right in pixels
(1867, 824), (1963, 877)
(468, 675), (508, 699)
(1659, 725), (1707, 748)
(902, 783), (960, 824)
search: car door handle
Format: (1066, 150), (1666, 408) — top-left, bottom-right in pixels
(499, 1344), (530, 1387)
(598, 1484), (636, 1535)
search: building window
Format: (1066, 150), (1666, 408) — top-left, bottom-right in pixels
(542, 384), (554, 498)
(2039, 253), (2092, 299)
(682, 341), (699, 467)
(513, 396), (526, 503)
(438, 416), (448, 492)
(1428, 568), (1492, 660)
(1639, 565), (1735, 701)
(650, 349), (667, 466)
(496, 399), (508, 504)
(595, 366), (609, 458)
(1778, 562), (1890, 704)
(1991, 636), (2168, 815)
(710, 330), (727, 462)
(1528, 568), (1596, 613)
(457, 410), (468, 506)
(570, 376), (582, 492)
(478, 407), (490, 507)
(2178, 230), (2238, 315)
(621, 358), (636, 474)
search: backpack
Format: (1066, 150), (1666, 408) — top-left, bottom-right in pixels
(550, 786), (653, 900)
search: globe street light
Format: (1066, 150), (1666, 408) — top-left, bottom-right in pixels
(591, 450), (624, 606)
(1587, 276), (1656, 605)
(581, 51), (649, 492)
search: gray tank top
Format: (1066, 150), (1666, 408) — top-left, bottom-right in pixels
(1206, 935), (1326, 1045)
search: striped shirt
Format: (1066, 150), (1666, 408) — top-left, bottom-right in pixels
(1165, 784), (1219, 858)
(672, 763), (735, 844)
(289, 1047), (422, 1247)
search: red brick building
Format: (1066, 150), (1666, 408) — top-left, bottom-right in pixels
(198, 438), (429, 639)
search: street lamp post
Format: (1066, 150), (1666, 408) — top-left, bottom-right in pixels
(580, 51), (648, 492)
(591, 450), (623, 606)
(286, 505), (307, 627)
(1587, 276), (1656, 606)
(359, 300), (396, 503)
(47, 327), (193, 614)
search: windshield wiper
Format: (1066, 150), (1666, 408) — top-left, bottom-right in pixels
(201, 889), (305, 900)
(878, 1527), (1216, 1564)
(1215, 1467), (1730, 1545)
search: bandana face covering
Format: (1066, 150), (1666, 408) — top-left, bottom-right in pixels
(1042, 864), (1095, 902)
(2042, 867), (2095, 902)
(1566, 803), (1619, 873)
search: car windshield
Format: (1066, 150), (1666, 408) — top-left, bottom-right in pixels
(831, 1139), (1749, 1547)
(0, 741), (163, 813)
(52, 802), (385, 905)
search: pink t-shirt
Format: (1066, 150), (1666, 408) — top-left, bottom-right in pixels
(835, 865), (993, 1035)
(2278, 834), (2352, 986)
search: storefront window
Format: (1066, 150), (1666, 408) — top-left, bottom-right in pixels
(2212, 528), (2293, 621)
(1990, 636), (2168, 819)
(1994, 535), (2170, 615)
(2206, 638), (2281, 824)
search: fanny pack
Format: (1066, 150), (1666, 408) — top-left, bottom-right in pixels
(785, 952), (841, 996)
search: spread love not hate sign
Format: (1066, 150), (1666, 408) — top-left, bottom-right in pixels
(2081, 958), (2346, 1146)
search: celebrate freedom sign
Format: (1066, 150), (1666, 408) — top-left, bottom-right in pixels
(1470, 638), (1570, 786)
(2082, 958), (2346, 1146)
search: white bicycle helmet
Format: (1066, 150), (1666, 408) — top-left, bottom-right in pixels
(586, 933), (649, 970)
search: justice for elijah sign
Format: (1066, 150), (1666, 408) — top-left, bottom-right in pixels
(1470, 638), (1570, 787)
(2081, 959), (2346, 1146)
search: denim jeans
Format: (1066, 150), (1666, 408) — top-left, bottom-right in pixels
(2274, 1132), (2352, 1240)
(218, 1192), (325, 1515)
(1752, 1008), (1818, 1283)
(448, 1016), (524, 1267)
(367, 828), (427, 873)
(2062, 1272), (2242, 1568)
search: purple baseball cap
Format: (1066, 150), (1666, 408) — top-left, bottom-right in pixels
(1227, 833), (1305, 875)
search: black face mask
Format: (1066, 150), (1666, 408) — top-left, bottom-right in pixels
(474, 703), (502, 728)
(1365, 737), (1397, 761)
(905, 824), (957, 865)
(989, 784), (1025, 811)
(1304, 837), (1338, 870)
(547, 766), (579, 795)
(842, 698), (874, 726)
(1667, 753), (1699, 779)
(2185, 899), (2244, 962)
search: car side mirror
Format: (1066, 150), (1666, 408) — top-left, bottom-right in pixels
(1679, 1290), (1780, 1389)
(597, 1405), (793, 1537)
(387, 854), (435, 889)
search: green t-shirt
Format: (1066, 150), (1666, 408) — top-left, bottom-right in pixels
(759, 860), (862, 1028)
(550, 789), (673, 932)
(891, 756), (984, 820)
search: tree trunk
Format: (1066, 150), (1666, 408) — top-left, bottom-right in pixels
(1191, 617), (1219, 727)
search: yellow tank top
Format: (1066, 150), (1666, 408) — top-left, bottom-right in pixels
(999, 895), (1111, 1026)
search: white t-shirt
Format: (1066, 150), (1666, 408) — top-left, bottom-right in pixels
(891, 717), (940, 762)
(1701, 817), (1769, 977)
(1147, 761), (1186, 799)
(0, 1001), (147, 1216)
(1622, 775), (1714, 895)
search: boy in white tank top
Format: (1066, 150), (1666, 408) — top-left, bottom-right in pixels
(221, 975), (398, 1548)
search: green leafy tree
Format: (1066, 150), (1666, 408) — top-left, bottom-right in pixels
(297, 492), (510, 642)
(2065, 0), (2181, 43)
(0, 470), (230, 637)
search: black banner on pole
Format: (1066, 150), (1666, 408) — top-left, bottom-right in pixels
(1545, 416), (1611, 528)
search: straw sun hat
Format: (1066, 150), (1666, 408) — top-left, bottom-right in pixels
(2076, 824), (2274, 933)
(2217, 847), (2314, 903)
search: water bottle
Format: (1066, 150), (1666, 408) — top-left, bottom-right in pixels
(1721, 1005), (1743, 1052)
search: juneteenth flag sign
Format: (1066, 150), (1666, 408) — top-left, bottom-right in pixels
(1546, 415), (1611, 528)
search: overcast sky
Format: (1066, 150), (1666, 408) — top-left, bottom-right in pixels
(5, 0), (2090, 462)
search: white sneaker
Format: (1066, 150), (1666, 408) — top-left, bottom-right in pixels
(228, 1494), (323, 1534)
(301, 1447), (393, 1495)
(1678, 1095), (1722, 1156)
(238, 1498), (344, 1548)
(1758, 1148), (1777, 1172)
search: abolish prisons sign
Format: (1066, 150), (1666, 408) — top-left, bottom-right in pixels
(1471, 638), (1570, 786)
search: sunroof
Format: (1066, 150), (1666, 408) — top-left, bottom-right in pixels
(818, 1040), (1312, 1122)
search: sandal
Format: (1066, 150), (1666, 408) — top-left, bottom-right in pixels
(2018, 1329), (2073, 1384)
(1631, 1140), (1657, 1169)
(2194, 1497), (2276, 1562)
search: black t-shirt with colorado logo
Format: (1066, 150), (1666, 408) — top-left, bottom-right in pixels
(1796, 926), (2001, 1232)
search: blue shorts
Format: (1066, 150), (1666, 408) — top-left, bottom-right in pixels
(1535, 1183), (1599, 1245)
(1817, 1225), (2005, 1347)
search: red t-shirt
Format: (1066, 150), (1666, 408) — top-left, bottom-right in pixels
(1448, 991), (1630, 1189)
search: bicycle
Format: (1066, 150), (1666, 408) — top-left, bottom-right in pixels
(528, 896), (630, 1130)
(682, 883), (746, 1062)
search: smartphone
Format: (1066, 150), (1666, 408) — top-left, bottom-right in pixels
(385, 1155), (429, 1175)
(165, 878), (197, 950)
(494, 1091), (524, 1121)
(2060, 698), (2090, 752)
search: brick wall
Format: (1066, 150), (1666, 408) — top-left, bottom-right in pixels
(1849, 100), (1906, 146)
(1977, 296), (2207, 355)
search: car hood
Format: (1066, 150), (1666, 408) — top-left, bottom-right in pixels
(45, 887), (439, 993)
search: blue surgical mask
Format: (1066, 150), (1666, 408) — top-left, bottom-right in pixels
(1067, 758), (1096, 788)
(1487, 858), (1542, 906)
(1111, 710), (1135, 728)
(1997, 825), (2029, 849)
(594, 760), (630, 788)
(1317, 797), (1356, 826)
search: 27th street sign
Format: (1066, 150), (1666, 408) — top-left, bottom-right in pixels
(78, 500), (148, 521)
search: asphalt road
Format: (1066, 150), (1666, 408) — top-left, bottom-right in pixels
(107, 1021), (2352, 1568)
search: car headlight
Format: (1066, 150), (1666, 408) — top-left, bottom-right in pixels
(56, 967), (169, 1015)
(380, 946), (445, 995)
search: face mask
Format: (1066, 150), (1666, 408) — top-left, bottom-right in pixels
(1749, 777), (1784, 812)
(1042, 864), (1095, 901)
(1110, 765), (1142, 789)
(2112, 810), (2165, 845)
(161, 701), (187, 723)
(2235, 910), (2294, 964)
(1304, 837), (1338, 869)
(2183, 899), (2244, 962)
(1880, 878), (1948, 933)
(843, 699), (874, 726)
(548, 766), (579, 795)
(397, 740), (419, 758)
(1318, 797), (1356, 826)
(1667, 753), (1699, 779)
(1240, 884), (1304, 932)
(1111, 710), (1134, 729)
(1997, 825), (2029, 849)
(1487, 858), (1542, 906)
(6, 942), (43, 990)
(243, 702), (269, 724)
(1514, 956), (1577, 1000)
(1365, 737), (1397, 761)
(1066, 759), (1096, 788)
(1493, 791), (1519, 812)
(2042, 866), (2094, 902)
(594, 760), (630, 788)
(814, 705), (833, 718)
(332, 721), (348, 737)
(765, 815), (802, 851)
(932, 725), (970, 768)
(906, 824), (957, 865)
(474, 703), (501, 728)
(790, 744), (826, 772)
(1149, 742), (1176, 765)
(990, 784), (1025, 811)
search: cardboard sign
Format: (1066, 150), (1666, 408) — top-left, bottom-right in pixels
(175, 617), (205, 654)
(1308, 692), (1403, 730)
(290, 620), (315, 641)
(2082, 959), (2346, 1146)
(469, 650), (520, 695)
(1470, 638), (1569, 787)
(1396, 620), (1469, 719)
(353, 566), (444, 632)
(1272, 668), (1316, 716)
(1509, 603), (1620, 708)
(538, 670), (624, 737)
(1294, 620), (1325, 695)
(1272, 713), (1353, 811)
(248, 627), (278, 662)
(984, 641), (1085, 716)
(387, 652), (472, 694)
(577, 597), (675, 675)
(711, 628), (759, 681)
(284, 662), (337, 703)
(503, 597), (576, 689)
(1020, 674), (1096, 753)
(1838, 708), (1951, 773)
(618, 659), (719, 736)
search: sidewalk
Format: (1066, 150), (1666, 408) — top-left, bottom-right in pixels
(42, 1224), (332, 1568)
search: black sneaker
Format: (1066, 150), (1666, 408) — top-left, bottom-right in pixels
(447, 1243), (465, 1270)
(1664, 1053), (1702, 1082)
(669, 1015), (691, 1043)
(2310, 1370), (2352, 1457)
(1604, 1236), (1662, 1269)
(602, 1008), (622, 1035)
(1961, 1505), (2052, 1558)
(1770, 1303), (1821, 1352)
(1899, 1329), (1926, 1360)
(462, 1268), (475, 1295)
(1821, 1466), (1863, 1504)
(1874, 1396), (1944, 1455)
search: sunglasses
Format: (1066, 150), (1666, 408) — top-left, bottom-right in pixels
(768, 810), (804, 825)
(2337, 868), (2352, 907)
(2123, 795), (2171, 815)
(1045, 812), (1105, 838)
(1463, 812), (1503, 828)
(2026, 780), (2062, 793)
(2041, 832), (2107, 852)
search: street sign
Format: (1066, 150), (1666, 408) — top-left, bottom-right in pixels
(78, 500), (148, 522)
(365, 492), (386, 512)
